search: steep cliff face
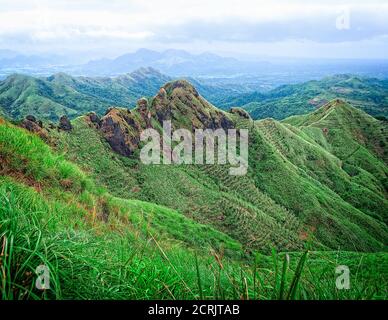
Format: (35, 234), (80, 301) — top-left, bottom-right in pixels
(97, 80), (236, 156)
(99, 108), (145, 156)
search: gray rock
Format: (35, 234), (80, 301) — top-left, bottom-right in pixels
(59, 115), (72, 131)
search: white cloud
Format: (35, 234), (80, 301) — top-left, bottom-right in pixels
(0, 0), (387, 58)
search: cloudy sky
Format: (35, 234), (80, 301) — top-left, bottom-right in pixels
(1, 0), (388, 60)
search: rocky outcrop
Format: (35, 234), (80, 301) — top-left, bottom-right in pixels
(59, 115), (72, 131)
(136, 98), (152, 127)
(87, 112), (100, 124)
(97, 80), (236, 158)
(99, 108), (144, 157)
(151, 80), (234, 130)
(20, 115), (49, 140)
(230, 107), (251, 120)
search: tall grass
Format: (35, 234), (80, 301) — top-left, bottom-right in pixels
(0, 120), (386, 300)
(2, 178), (386, 300)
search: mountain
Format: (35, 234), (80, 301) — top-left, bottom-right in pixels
(284, 100), (388, 199)
(43, 81), (387, 254)
(3, 71), (387, 125)
(0, 115), (249, 299)
(0, 68), (171, 121)
(81, 48), (270, 76)
(0, 70), (271, 123)
(2, 110), (386, 300)
(0, 54), (59, 68)
(1, 79), (387, 299)
(237, 75), (388, 119)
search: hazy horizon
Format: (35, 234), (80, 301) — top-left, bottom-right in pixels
(1, 0), (388, 61)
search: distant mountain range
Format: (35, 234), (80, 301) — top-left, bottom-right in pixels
(2, 49), (388, 91)
(80, 48), (271, 76)
(0, 50), (84, 72)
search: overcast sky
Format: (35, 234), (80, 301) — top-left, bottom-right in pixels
(1, 0), (388, 60)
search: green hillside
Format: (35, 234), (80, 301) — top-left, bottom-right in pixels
(241, 75), (388, 120)
(0, 68), (170, 121)
(47, 81), (388, 253)
(0, 79), (387, 300)
(1, 112), (387, 300)
(2, 72), (387, 124)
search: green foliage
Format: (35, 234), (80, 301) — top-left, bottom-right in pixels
(0, 92), (387, 300)
(50, 99), (388, 254)
(0, 69), (170, 121)
(1, 179), (386, 300)
(241, 75), (388, 120)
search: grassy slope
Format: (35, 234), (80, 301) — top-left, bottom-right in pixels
(50, 98), (388, 253)
(257, 115), (387, 218)
(0, 69), (170, 122)
(249, 121), (387, 251)
(1, 118), (387, 300)
(52, 117), (307, 253)
(243, 75), (388, 120)
(0, 118), (245, 299)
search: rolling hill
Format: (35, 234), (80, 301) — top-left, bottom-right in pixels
(45, 80), (388, 254)
(1, 79), (387, 299)
(0, 67), (171, 121)
(236, 75), (388, 120)
(0, 69), (256, 122)
(2, 72), (387, 126)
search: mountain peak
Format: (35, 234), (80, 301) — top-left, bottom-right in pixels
(162, 79), (199, 97)
(46, 72), (75, 83)
(284, 98), (369, 128)
(3, 73), (32, 83)
(130, 66), (162, 76)
(300, 99), (358, 125)
(96, 80), (234, 156)
(322, 98), (349, 110)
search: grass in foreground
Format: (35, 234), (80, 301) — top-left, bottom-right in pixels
(0, 119), (387, 300)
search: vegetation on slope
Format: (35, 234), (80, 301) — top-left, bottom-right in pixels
(1, 118), (387, 300)
(0, 68), (170, 121)
(2, 72), (387, 125)
(239, 75), (388, 120)
(48, 80), (387, 254)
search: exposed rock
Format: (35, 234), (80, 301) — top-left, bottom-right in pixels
(152, 80), (234, 130)
(20, 116), (48, 140)
(26, 115), (37, 122)
(21, 119), (41, 132)
(156, 87), (167, 99)
(87, 112), (100, 124)
(136, 98), (152, 127)
(99, 108), (143, 157)
(230, 107), (251, 120)
(98, 80), (236, 159)
(59, 115), (72, 131)
(137, 97), (148, 111)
